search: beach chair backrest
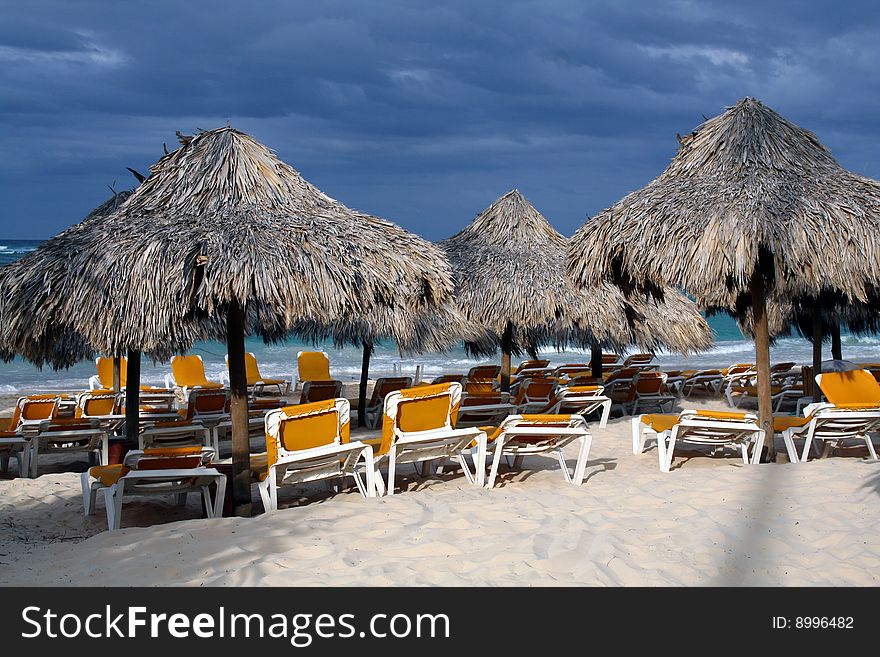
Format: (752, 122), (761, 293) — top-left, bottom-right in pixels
(606, 367), (638, 383)
(816, 370), (880, 408)
(624, 353), (654, 367)
(300, 380), (343, 404)
(171, 355), (211, 387)
(297, 351), (331, 383)
(96, 356), (127, 388)
(76, 390), (121, 418)
(431, 374), (465, 385)
(467, 365), (500, 380)
(465, 380), (495, 394)
(770, 361), (796, 373)
(567, 375), (603, 387)
(551, 363), (589, 377)
(224, 352), (264, 386)
(514, 378), (556, 405)
(514, 359), (550, 374)
(15, 396), (60, 426)
(725, 363), (755, 376)
(634, 371), (667, 394)
(265, 398), (349, 461)
(379, 383), (461, 456)
(124, 445), (212, 471)
(185, 388), (229, 420)
(369, 377), (413, 407)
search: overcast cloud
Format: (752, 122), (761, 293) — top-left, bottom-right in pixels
(2, 0), (879, 239)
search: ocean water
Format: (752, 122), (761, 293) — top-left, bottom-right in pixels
(1, 239), (878, 393)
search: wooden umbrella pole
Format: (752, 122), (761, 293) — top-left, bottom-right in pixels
(812, 312), (824, 402)
(124, 350), (140, 448)
(831, 320), (842, 360)
(500, 325), (513, 393)
(591, 343), (603, 380)
(112, 355), (121, 393)
(750, 271), (774, 461)
(358, 341), (372, 428)
(227, 300), (252, 517)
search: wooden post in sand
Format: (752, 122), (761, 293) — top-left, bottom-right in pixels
(591, 343), (603, 380)
(500, 325), (513, 393)
(750, 271), (774, 461)
(124, 350), (140, 447)
(812, 313), (824, 402)
(226, 300), (252, 517)
(358, 341), (373, 428)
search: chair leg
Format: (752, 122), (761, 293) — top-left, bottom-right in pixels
(864, 434), (879, 461)
(572, 434), (593, 485)
(782, 431), (800, 464)
(257, 478), (273, 513)
(386, 446), (397, 495)
(660, 434), (676, 472)
(487, 436), (507, 489)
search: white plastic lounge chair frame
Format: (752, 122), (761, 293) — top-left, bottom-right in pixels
(0, 435), (30, 477)
(486, 414), (594, 488)
(138, 422), (212, 451)
(544, 387), (611, 428)
(30, 420), (109, 477)
(81, 448), (226, 531)
(375, 383), (488, 495)
(780, 409), (880, 464)
(258, 399), (375, 512)
(655, 410), (765, 473)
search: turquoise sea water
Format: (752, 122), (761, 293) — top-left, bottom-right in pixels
(1, 239), (877, 393)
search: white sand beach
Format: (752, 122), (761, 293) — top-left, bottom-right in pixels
(2, 396), (878, 587)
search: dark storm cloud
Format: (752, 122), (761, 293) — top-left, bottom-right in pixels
(2, 0), (880, 239)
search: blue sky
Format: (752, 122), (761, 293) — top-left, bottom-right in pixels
(2, 0), (880, 240)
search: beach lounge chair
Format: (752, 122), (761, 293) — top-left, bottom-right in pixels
(364, 382), (487, 495)
(601, 367), (640, 396)
(88, 356), (126, 390)
(483, 414), (594, 488)
(300, 379), (344, 404)
(293, 351), (331, 392)
(254, 398), (375, 511)
(456, 392), (516, 427)
(138, 418), (212, 451)
(778, 370), (880, 463)
(532, 385), (612, 428)
(512, 377), (558, 414)
(467, 364), (501, 381)
(609, 371), (676, 415)
(165, 355), (224, 399)
(221, 352), (291, 396)
(550, 363), (592, 381)
(431, 374), (466, 385)
(81, 446), (225, 531)
(30, 417), (110, 477)
(726, 381), (804, 412)
(363, 377), (413, 429)
(677, 369), (725, 398)
(777, 409), (880, 463)
(631, 409), (765, 471)
(75, 390), (122, 418)
(514, 359), (551, 374)
(769, 362), (798, 385)
(623, 353), (655, 370)
(9, 395), (62, 435)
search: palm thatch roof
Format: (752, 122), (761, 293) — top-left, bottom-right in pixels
(0, 127), (463, 368)
(0, 190), (134, 368)
(440, 189), (712, 357)
(568, 97), (880, 316)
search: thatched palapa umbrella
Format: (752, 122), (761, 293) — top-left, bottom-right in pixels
(440, 189), (712, 388)
(0, 127), (460, 513)
(568, 98), (880, 457)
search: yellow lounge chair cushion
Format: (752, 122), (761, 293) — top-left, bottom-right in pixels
(641, 414), (679, 433)
(692, 410), (748, 421)
(88, 464), (129, 486)
(772, 415), (811, 432)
